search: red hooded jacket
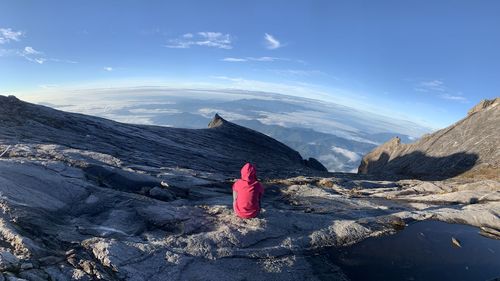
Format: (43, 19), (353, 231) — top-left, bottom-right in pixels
(232, 163), (264, 219)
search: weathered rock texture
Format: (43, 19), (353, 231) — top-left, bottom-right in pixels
(358, 98), (500, 180)
(0, 95), (498, 280)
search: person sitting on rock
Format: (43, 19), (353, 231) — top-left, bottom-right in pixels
(232, 163), (264, 219)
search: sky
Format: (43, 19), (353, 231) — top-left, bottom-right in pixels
(0, 0), (499, 129)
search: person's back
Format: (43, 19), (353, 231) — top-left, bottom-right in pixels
(232, 163), (264, 219)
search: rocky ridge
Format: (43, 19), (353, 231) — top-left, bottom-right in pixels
(0, 95), (326, 178)
(358, 98), (499, 180)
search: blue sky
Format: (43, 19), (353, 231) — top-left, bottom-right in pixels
(0, 0), (499, 129)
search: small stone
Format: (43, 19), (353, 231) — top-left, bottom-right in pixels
(451, 237), (462, 248)
(78, 260), (94, 275)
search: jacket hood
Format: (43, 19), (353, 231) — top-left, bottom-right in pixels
(240, 163), (257, 182)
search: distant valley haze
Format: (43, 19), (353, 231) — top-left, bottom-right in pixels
(18, 87), (429, 172)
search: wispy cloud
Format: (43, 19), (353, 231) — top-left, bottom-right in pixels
(414, 79), (468, 103)
(252, 56), (280, 62)
(221, 56), (286, 62)
(25, 57), (46, 64)
(268, 69), (326, 76)
(222, 57), (248, 62)
(20, 46), (46, 64)
(439, 93), (468, 102)
(16, 46), (77, 64)
(49, 58), (78, 64)
(0, 28), (24, 44)
(23, 46), (41, 55)
(18, 46), (77, 64)
(104, 66), (114, 72)
(166, 32), (232, 49)
(38, 84), (59, 89)
(264, 33), (282, 49)
(414, 79), (446, 92)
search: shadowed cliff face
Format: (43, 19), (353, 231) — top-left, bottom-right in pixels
(358, 98), (499, 180)
(359, 151), (479, 180)
(0, 96), (326, 178)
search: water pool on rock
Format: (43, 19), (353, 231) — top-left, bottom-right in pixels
(310, 220), (500, 281)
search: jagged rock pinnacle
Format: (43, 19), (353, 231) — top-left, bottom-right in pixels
(467, 97), (499, 116)
(208, 113), (226, 128)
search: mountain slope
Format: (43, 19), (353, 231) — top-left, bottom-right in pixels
(0, 95), (326, 178)
(358, 98), (500, 179)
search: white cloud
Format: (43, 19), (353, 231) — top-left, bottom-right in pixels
(221, 56), (305, 64)
(331, 146), (360, 162)
(269, 69), (326, 76)
(414, 79), (468, 103)
(252, 56), (279, 62)
(0, 28), (76, 64)
(439, 93), (468, 103)
(415, 80), (445, 92)
(24, 46), (41, 55)
(221, 56), (293, 63)
(104, 66), (114, 72)
(20, 46), (46, 64)
(222, 57), (248, 62)
(0, 44), (75, 65)
(0, 28), (23, 44)
(166, 32), (232, 49)
(264, 33), (281, 49)
(33, 58), (46, 64)
(49, 58), (78, 64)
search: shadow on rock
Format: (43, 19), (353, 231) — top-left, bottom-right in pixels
(359, 151), (479, 180)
